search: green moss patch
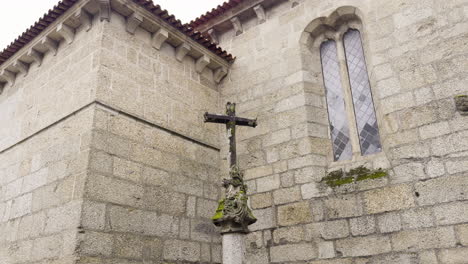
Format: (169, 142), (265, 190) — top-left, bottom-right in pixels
(322, 166), (387, 187)
(212, 199), (225, 221)
(356, 169), (387, 181)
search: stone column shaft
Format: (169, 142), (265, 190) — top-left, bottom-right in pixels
(223, 233), (246, 264)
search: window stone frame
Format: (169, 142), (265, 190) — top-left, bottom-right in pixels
(300, 7), (391, 169)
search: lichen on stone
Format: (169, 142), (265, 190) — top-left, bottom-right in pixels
(322, 165), (387, 187)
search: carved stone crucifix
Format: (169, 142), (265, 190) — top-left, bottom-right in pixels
(204, 102), (257, 168)
(204, 102), (257, 234)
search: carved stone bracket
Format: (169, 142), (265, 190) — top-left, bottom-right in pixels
(214, 66), (228, 84)
(27, 49), (43, 67)
(152, 28), (169, 50)
(75, 9), (93, 32)
(230, 17), (243, 36)
(196, 55), (210, 73)
(0, 69), (16, 87)
(99, 0), (111, 22)
(13, 60), (29, 77)
(212, 166), (257, 234)
(207, 28), (219, 45)
(126, 13), (143, 34)
(56, 23), (75, 44)
(41, 37), (58, 56)
(455, 95), (468, 116)
(253, 5), (266, 24)
(175, 43), (191, 62)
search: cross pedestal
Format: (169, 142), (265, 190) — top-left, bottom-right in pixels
(223, 233), (247, 264)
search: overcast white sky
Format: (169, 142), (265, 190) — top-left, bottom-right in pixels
(0, 0), (226, 50)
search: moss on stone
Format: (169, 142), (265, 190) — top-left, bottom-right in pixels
(348, 166), (371, 177)
(322, 169), (351, 187)
(322, 166), (388, 187)
(327, 176), (354, 187)
(212, 199), (225, 221)
(356, 168), (387, 181)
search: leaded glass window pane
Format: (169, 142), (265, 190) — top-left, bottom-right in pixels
(343, 29), (382, 156)
(320, 40), (352, 161)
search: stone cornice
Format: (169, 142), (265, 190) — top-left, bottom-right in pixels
(192, 0), (299, 44)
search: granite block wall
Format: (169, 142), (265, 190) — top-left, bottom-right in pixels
(2, 0), (468, 263)
(0, 4), (225, 263)
(216, 0), (468, 263)
(72, 11), (224, 263)
(0, 13), (103, 263)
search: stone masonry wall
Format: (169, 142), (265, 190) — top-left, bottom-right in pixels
(95, 12), (220, 147)
(0, 15), (103, 150)
(75, 11), (224, 264)
(0, 106), (94, 263)
(217, 0), (468, 263)
(0, 14), (103, 264)
(0, 5), (224, 264)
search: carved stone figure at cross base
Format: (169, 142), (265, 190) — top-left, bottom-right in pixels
(204, 102), (257, 234)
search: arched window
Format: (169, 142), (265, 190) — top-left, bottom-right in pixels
(320, 29), (382, 161)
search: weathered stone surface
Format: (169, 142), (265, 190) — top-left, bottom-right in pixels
(438, 247), (468, 264)
(391, 226), (456, 252)
(250, 192), (273, 209)
(270, 243), (317, 262)
(319, 220), (349, 239)
(401, 208), (434, 229)
(85, 174), (144, 208)
(273, 225), (304, 244)
(456, 224), (468, 246)
(256, 174), (281, 193)
(273, 186), (301, 205)
(223, 233), (246, 264)
(434, 201), (468, 225)
(144, 187), (186, 215)
(44, 201), (81, 233)
(335, 236), (392, 257)
(377, 212), (402, 233)
(143, 211), (179, 238)
(81, 201), (106, 230)
(79, 231), (113, 256)
(318, 241), (335, 259)
(163, 239), (200, 262)
(277, 201), (312, 226)
(418, 250), (438, 264)
(392, 162), (425, 183)
(415, 175), (468, 205)
(364, 185), (415, 214)
(249, 207), (275, 231)
(324, 194), (363, 219)
(350, 216), (376, 236)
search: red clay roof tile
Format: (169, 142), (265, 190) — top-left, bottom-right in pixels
(188, 0), (245, 29)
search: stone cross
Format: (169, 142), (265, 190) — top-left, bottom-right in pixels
(204, 102), (258, 264)
(204, 102), (257, 168)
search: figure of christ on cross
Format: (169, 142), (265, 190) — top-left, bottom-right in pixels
(204, 102), (258, 235)
(204, 102), (257, 168)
